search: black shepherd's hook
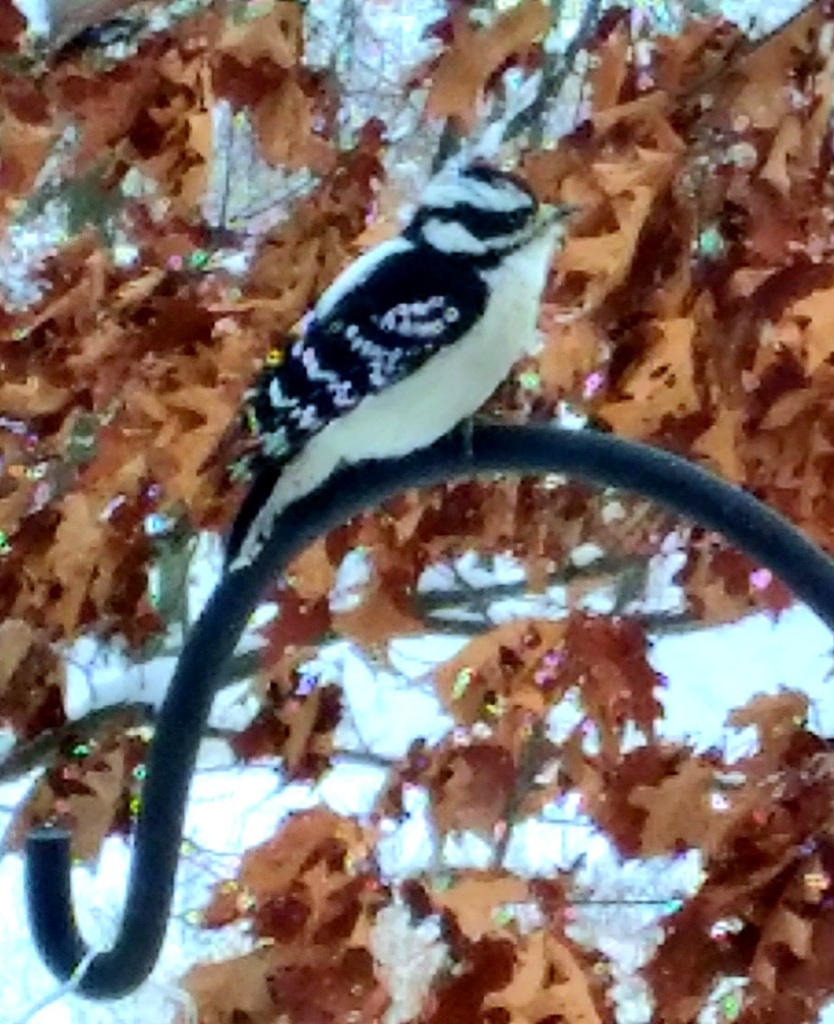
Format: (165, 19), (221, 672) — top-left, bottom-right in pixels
(25, 422), (834, 998)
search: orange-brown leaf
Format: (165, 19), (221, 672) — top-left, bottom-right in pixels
(47, 493), (107, 635)
(218, 1), (303, 69)
(434, 619), (566, 724)
(0, 376), (70, 417)
(425, 0), (549, 128)
(601, 318), (700, 436)
(432, 872), (529, 939)
(629, 759), (718, 855)
(183, 948), (276, 1023)
(0, 618), (34, 696)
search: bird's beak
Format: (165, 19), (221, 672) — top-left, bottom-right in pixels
(532, 202), (580, 239)
(538, 201), (581, 225)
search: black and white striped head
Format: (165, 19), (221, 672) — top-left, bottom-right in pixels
(404, 163), (546, 262)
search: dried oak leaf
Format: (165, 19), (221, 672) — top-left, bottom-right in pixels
(51, 38), (171, 172)
(251, 74), (335, 172)
(134, 39), (215, 208)
(431, 741), (515, 837)
(590, 91), (681, 149)
(214, 0), (334, 173)
(786, 284), (834, 374)
(201, 811), (384, 1000)
(651, 15), (743, 94)
(759, 113), (803, 196)
(240, 126), (383, 332)
(750, 907), (813, 991)
(267, 947), (387, 1024)
(558, 614), (665, 754)
(431, 871), (529, 940)
(0, 106), (54, 212)
(629, 758), (719, 856)
(0, 0), (25, 51)
(422, 934), (517, 1023)
(0, 431), (36, 538)
(486, 931), (614, 1024)
(238, 808), (369, 899)
(643, 736), (834, 1021)
(62, 745), (128, 861)
(257, 585), (331, 677)
(14, 233), (107, 337)
(678, 540), (758, 627)
(252, 865), (375, 947)
(434, 618), (567, 726)
(425, 0), (549, 129)
(729, 2), (831, 133)
(0, 618), (65, 737)
(46, 492), (111, 636)
(691, 406), (745, 483)
(642, 898), (751, 1024)
(0, 375), (70, 418)
(236, 679), (338, 779)
(332, 560), (424, 647)
(726, 690), (809, 778)
(558, 185), (658, 311)
(182, 947), (276, 1024)
(601, 317), (701, 437)
(0, 617), (36, 696)
(218, 0), (302, 68)
(538, 315), (605, 401)
(52, 25), (215, 206)
(278, 684), (342, 779)
(740, 867), (834, 1021)
(587, 17), (630, 113)
(3, 744), (129, 861)
(566, 741), (699, 858)
(148, 383), (238, 506)
(75, 421), (149, 499)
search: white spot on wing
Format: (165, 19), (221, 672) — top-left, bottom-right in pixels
(269, 378), (289, 408)
(262, 427), (290, 457)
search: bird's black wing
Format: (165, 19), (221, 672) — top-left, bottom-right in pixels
(225, 246), (487, 566)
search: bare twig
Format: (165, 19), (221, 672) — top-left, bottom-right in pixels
(431, 120), (462, 174)
(504, 0), (603, 144)
(492, 719), (554, 868)
(0, 649), (261, 783)
(414, 554), (648, 616)
(419, 607), (715, 638)
(610, 559), (651, 616)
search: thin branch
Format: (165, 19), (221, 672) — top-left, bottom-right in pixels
(492, 719), (553, 868)
(0, 649), (260, 783)
(431, 120), (462, 174)
(504, 0), (603, 144)
(418, 607), (708, 637)
(0, 668), (407, 786)
(414, 554), (648, 615)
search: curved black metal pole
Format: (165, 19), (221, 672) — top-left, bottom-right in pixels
(25, 422), (834, 998)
